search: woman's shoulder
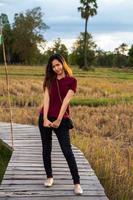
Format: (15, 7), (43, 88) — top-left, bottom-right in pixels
(66, 75), (77, 82)
(66, 75), (77, 93)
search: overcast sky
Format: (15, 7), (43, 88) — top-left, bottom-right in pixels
(0, 0), (133, 52)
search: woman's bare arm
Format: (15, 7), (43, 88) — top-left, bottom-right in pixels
(43, 87), (50, 120)
(57, 89), (75, 121)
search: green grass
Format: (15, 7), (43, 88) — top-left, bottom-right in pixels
(71, 96), (133, 106)
(1, 95), (133, 108)
(0, 65), (133, 80)
(0, 139), (13, 184)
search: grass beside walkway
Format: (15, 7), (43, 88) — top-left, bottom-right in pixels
(0, 139), (13, 184)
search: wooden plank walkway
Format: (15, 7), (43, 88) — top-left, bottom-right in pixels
(0, 122), (109, 200)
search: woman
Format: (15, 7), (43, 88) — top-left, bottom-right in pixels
(38, 54), (83, 195)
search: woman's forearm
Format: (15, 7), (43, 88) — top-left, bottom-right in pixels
(43, 88), (50, 120)
(57, 98), (69, 121)
(57, 90), (74, 121)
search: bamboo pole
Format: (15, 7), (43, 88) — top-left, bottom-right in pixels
(0, 16), (14, 151)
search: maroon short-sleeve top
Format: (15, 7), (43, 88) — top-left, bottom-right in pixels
(39, 75), (77, 119)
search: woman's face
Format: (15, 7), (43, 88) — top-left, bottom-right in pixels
(52, 59), (64, 75)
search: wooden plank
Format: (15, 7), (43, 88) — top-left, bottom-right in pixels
(3, 171), (94, 175)
(0, 185), (104, 191)
(10, 154), (88, 160)
(5, 173), (95, 180)
(0, 197), (109, 200)
(15, 157), (84, 161)
(1, 179), (97, 185)
(0, 190), (107, 196)
(5, 166), (91, 172)
(7, 163), (91, 169)
(9, 158), (89, 162)
(9, 158), (88, 163)
(0, 141), (81, 149)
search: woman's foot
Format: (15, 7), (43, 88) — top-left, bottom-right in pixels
(74, 184), (83, 195)
(44, 177), (54, 187)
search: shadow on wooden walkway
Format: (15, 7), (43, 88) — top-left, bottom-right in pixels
(0, 122), (109, 200)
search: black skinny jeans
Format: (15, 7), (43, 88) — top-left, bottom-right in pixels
(38, 113), (80, 184)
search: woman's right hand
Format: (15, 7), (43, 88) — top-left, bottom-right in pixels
(43, 118), (53, 128)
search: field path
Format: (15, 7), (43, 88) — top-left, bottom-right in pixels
(0, 122), (109, 200)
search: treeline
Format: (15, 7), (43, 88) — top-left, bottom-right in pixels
(0, 7), (48, 65)
(0, 7), (133, 69)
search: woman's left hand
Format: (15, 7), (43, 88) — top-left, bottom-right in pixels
(51, 118), (62, 128)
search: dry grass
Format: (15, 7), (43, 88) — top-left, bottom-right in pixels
(77, 77), (133, 99)
(0, 76), (133, 107)
(0, 66), (133, 200)
(72, 105), (133, 144)
(72, 132), (133, 200)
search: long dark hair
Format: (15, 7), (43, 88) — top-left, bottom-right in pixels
(43, 54), (73, 93)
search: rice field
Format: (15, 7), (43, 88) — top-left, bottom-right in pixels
(0, 65), (133, 200)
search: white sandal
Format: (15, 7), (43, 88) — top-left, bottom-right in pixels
(44, 178), (54, 187)
(74, 184), (83, 195)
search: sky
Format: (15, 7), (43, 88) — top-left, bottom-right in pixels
(0, 0), (133, 52)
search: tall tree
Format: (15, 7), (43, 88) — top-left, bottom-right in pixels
(114, 43), (128, 67)
(78, 0), (98, 69)
(96, 51), (115, 67)
(114, 43), (129, 55)
(128, 45), (133, 67)
(94, 49), (107, 67)
(12, 7), (49, 64)
(0, 14), (13, 63)
(46, 38), (68, 61)
(71, 32), (96, 68)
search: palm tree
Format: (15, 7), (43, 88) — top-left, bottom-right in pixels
(115, 43), (129, 55)
(78, 0), (98, 69)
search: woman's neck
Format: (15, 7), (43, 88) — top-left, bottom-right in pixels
(56, 72), (66, 80)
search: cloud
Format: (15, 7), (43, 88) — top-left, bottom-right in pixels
(0, 0), (133, 52)
(98, 0), (133, 6)
(91, 0), (133, 32)
(46, 16), (80, 24)
(0, 3), (4, 6)
(45, 31), (133, 53)
(39, 38), (76, 54)
(0, 0), (10, 7)
(91, 32), (133, 51)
